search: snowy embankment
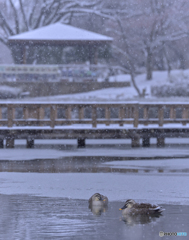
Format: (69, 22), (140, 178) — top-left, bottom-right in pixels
(16, 69), (189, 102)
(0, 85), (22, 99)
(0, 69), (189, 102)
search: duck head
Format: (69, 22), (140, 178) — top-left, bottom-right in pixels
(119, 199), (136, 210)
(92, 193), (103, 201)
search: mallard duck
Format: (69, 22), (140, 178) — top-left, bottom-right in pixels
(119, 199), (164, 215)
(88, 193), (108, 207)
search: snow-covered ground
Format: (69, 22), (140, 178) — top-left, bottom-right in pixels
(1, 69), (189, 102)
(14, 69), (189, 102)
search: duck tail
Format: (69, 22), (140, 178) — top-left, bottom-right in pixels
(150, 206), (165, 213)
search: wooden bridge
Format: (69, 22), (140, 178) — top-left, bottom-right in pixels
(1, 102), (189, 148)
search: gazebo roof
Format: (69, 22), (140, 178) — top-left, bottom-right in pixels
(8, 23), (113, 44)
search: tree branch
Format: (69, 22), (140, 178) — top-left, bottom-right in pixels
(19, 0), (29, 31)
(29, 0), (38, 28)
(0, 11), (15, 36)
(8, 0), (19, 34)
(112, 45), (142, 97)
(43, 0), (61, 25)
(0, 36), (8, 45)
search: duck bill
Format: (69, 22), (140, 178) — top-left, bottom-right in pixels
(119, 204), (127, 210)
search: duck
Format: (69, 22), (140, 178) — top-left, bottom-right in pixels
(119, 199), (164, 215)
(88, 193), (108, 207)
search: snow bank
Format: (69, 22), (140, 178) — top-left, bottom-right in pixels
(17, 69), (189, 102)
(0, 85), (22, 99)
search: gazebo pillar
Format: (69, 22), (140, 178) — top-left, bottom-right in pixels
(89, 45), (98, 64)
(21, 44), (27, 64)
(94, 46), (98, 64)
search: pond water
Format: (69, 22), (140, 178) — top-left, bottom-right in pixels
(0, 194), (188, 240)
(0, 144), (189, 239)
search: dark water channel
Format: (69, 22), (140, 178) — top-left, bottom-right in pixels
(1, 156), (189, 174)
(0, 194), (188, 240)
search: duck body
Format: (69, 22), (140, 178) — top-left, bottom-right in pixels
(88, 193), (108, 207)
(119, 199), (164, 215)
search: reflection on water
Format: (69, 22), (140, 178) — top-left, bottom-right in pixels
(122, 213), (162, 226)
(0, 194), (188, 240)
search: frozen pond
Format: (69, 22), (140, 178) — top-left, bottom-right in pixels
(0, 194), (188, 240)
(0, 141), (189, 239)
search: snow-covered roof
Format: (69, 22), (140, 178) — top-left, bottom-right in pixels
(8, 23), (113, 43)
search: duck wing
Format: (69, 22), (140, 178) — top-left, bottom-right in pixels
(88, 196), (92, 204)
(101, 195), (108, 205)
(135, 203), (165, 213)
(136, 203), (155, 208)
(149, 206), (165, 213)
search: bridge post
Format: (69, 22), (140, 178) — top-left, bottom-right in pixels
(27, 138), (34, 148)
(143, 107), (149, 126)
(157, 137), (165, 147)
(142, 137), (150, 147)
(133, 104), (139, 127)
(105, 107), (110, 126)
(131, 134), (140, 147)
(23, 107), (29, 119)
(158, 106), (164, 127)
(66, 105), (72, 125)
(7, 106), (14, 127)
(182, 107), (188, 126)
(92, 106), (97, 127)
(6, 137), (14, 148)
(119, 106), (124, 126)
(77, 138), (86, 148)
(38, 106), (45, 126)
(79, 106), (84, 120)
(50, 105), (57, 128)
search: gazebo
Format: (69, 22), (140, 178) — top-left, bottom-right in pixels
(8, 23), (113, 64)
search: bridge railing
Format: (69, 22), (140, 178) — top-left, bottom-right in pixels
(0, 102), (188, 128)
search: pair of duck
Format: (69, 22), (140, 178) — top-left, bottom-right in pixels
(89, 193), (164, 215)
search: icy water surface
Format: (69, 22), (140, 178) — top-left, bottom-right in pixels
(0, 143), (189, 239)
(0, 194), (188, 240)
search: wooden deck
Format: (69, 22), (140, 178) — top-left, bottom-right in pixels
(0, 102), (189, 148)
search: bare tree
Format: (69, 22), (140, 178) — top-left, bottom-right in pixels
(0, 0), (100, 49)
(78, 0), (189, 97)
(124, 0), (189, 80)
(92, 0), (189, 87)
(83, 0), (146, 96)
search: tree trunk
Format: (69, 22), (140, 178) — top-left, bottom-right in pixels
(146, 47), (153, 80)
(163, 48), (171, 80)
(130, 71), (143, 97)
(179, 53), (186, 70)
